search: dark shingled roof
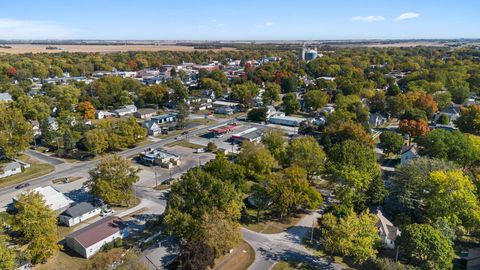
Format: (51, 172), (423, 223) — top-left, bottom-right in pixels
(60, 202), (97, 218)
(66, 216), (123, 248)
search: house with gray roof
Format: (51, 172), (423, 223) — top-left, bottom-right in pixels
(375, 209), (400, 249)
(0, 160), (30, 179)
(59, 202), (101, 227)
(0, 92), (13, 102)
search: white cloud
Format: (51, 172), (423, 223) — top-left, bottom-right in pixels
(395, 12), (420, 21)
(351, 16), (385, 22)
(256, 21), (276, 28)
(0, 18), (75, 39)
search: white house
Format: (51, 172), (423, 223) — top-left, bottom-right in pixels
(401, 144), (419, 165)
(142, 120), (162, 136)
(375, 210), (401, 249)
(59, 202), (101, 227)
(65, 216), (125, 258)
(113, 105), (137, 117)
(0, 92), (13, 102)
(95, 110), (115, 120)
(0, 160), (30, 179)
(14, 186), (73, 212)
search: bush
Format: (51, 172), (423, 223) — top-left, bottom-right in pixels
(113, 238), (123, 248)
(436, 114), (449, 125)
(102, 241), (114, 251)
(206, 142), (217, 152)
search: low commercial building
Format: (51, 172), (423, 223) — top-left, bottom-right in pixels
(134, 108), (157, 119)
(139, 148), (181, 168)
(151, 113), (176, 124)
(65, 216), (125, 258)
(210, 123), (238, 136)
(231, 127), (264, 143)
(13, 186), (73, 212)
(59, 202), (101, 227)
(268, 115), (306, 127)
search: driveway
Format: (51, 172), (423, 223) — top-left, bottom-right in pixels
(25, 149), (65, 165)
(243, 212), (343, 270)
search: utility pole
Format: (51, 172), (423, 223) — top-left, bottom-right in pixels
(395, 245), (399, 262)
(310, 217), (315, 243)
(154, 167), (158, 188)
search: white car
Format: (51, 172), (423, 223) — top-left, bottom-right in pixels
(100, 208), (114, 217)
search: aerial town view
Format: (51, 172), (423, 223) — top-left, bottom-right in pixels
(0, 1), (480, 270)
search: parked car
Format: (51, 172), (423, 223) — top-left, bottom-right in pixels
(100, 208), (114, 217)
(15, 183), (30, 189)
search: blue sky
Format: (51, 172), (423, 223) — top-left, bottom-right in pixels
(0, 0), (478, 40)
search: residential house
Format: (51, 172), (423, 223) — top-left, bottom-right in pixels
(142, 120), (162, 136)
(0, 92), (13, 102)
(0, 160), (30, 179)
(65, 216), (126, 258)
(460, 247), (480, 270)
(47, 117), (59, 131)
(59, 202), (101, 227)
(401, 144), (418, 165)
(13, 186), (73, 212)
(29, 120), (41, 137)
(113, 105), (137, 117)
(369, 113), (387, 127)
(375, 209), (401, 249)
(95, 110), (115, 120)
(215, 106), (233, 115)
(134, 108), (157, 119)
(434, 103), (461, 126)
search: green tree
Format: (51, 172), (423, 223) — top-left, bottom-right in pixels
(282, 93), (300, 115)
(426, 170), (480, 229)
(280, 76), (298, 93)
(286, 136), (325, 181)
(236, 141), (276, 176)
(398, 224), (454, 270)
(83, 129), (109, 155)
(87, 154), (140, 206)
(390, 158), (456, 223)
(176, 102), (189, 129)
(456, 105), (480, 135)
(303, 90), (328, 111)
(416, 129), (479, 168)
(247, 107), (267, 122)
(0, 104), (33, 158)
(204, 153), (247, 191)
(267, 166), (322, 218)
(164, 167), (243, 252)
(177, 241), (215, 270)
(200, 78), (224, 98)
(168, 79), (189, 104)
(262, 82), (281, 105)
(327, 140), (379, 191)
(0, 233), (16, 270)
(380, 131), (404, 155)
(12, 192), (59, 264)
(320, 210), (380, 264)
(231, 81), (259, 109)
(261, 129), (286, 163)
(201, 209), (242, 255)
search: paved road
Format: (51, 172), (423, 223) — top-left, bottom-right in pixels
(25, 149), (65, 165)
(244, 212), (343, 270)
(0, 119), (233, 209)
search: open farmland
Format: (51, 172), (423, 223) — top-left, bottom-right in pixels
(0, 43), (236, 54)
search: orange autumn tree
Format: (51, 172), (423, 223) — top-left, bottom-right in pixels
(399, 119), (430, 144)
(413, 93), (439, 119)
(76, 101), (96, 120)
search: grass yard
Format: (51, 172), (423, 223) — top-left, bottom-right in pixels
(271, 261), (318, 270)
(0, 155), (54, 188)
(214, 112), (245, 119)
(155, 129), (183, 139)
(35, 247), (125, 270)
(213, 241), (255, 270)
(154, 183), (171, 191)
(165, 139), (204, 149)
(189, 118), (217, 125)
(241, 209), (305, 234)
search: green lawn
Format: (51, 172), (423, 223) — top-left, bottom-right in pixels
(213, 241), (255, 270)
(165, 139), (204, 149)
(0, 155), (54, 188)
(189, 118), (217, 125)
(241, 209), (305, 234)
